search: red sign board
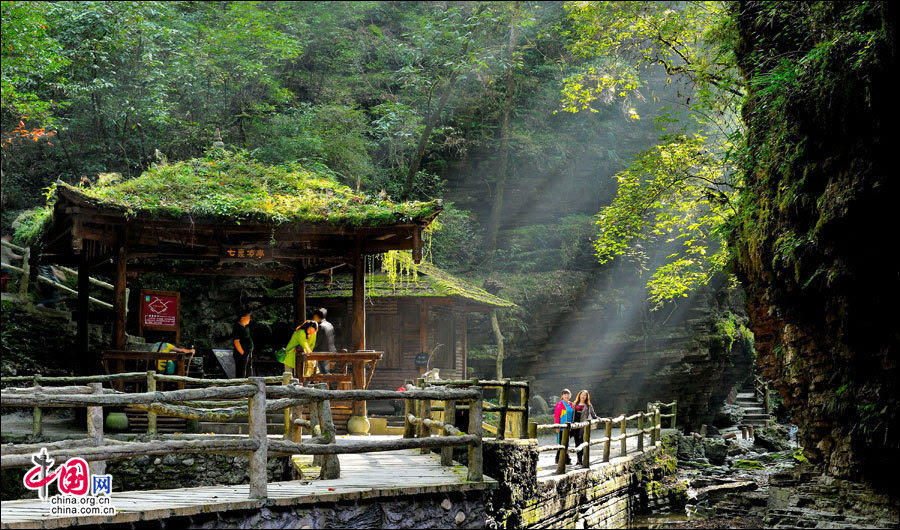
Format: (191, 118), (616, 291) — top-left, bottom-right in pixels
(140, 290), (179, 329)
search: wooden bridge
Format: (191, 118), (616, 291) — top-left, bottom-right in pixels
(0, 373), (676, 528)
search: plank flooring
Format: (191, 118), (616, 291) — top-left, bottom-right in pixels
(1, 436), (496, 529)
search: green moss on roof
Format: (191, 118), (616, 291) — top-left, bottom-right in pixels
(52, 149), (440, 227)
(307, 258), (515, 309)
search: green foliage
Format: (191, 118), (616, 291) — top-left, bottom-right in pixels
(429, 202), (483, 270)
(732, 459), (766, 470)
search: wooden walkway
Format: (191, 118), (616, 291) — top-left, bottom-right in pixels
(1, 438), (496, 529)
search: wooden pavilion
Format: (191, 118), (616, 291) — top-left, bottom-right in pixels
(304, 258), (514, 391)
(24, 150), (441, 434)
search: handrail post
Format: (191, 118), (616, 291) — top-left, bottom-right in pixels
(316, 387), (340, 479)
(497, 378), (510, 440)
(656, 408), (661, 443)
(420, 394), (432, 453)
(528, 421), (538, 439)
(146, 371), (157, 435)
(620, 416), (627, 456)
(441, 399), (456, 466)
(637, 413), (644, 452)
(466, 387), (483, 482)
(290, 379), (304, 443)
(18, 247), (30, 298)
(248, 377), (268, 499)
(32, 374), (42, 438)
(519, 382), (530, 439)
(603, 420), (611, 462)
(582, 420), (592, 467)
(282, 372), (292, 440)
(764, 384), (771, 415)
(556, 422), (571, 474)
(403, 395), (415, 438)
(671, 400), (677, 429)
(87, 382), (106, 476)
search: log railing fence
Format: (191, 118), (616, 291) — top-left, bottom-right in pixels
(0, 373), (486, 499)
(416, 378), (529, 440)
(527, 400), (676, 475)
(2, 238), (116, 309)
(646, 400), (677, 429)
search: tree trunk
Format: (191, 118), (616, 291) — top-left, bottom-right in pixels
(402, 41), (470, 198)
(491, 310), (505, 379)
(484, 5), (519, 252)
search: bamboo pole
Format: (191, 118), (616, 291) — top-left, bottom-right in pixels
(32, 374), (41, 438)
(467, 388), (483, 482)
(87, 383), (105, 476)
(248, 377), (267, 499)
(441, 399), (456, 466)
(603, 420), (612, 462)
(146, 371), (157, 436)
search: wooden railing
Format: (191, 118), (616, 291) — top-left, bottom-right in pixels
(647, 399), (677, 429)
(419, 378), (530, 440)
(0, 373), (485, 499)
(528, 400), (675, 475)
(2, 238), (116, 309)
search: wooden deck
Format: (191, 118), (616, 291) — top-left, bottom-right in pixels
(0, 437), (496, 529)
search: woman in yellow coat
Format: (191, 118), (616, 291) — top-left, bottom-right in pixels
(283, 321), (318, 376)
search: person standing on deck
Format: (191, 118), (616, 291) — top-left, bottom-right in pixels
(231, 308), (254, 378)
(283, 320), (318, 377)
(312, 308), (336, 376)
(554, 388), (574, 465)
(572, 390), (598, 466)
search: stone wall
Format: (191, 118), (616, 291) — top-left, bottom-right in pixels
(731, 1), (898, 483)
(483, 438), (684, 529)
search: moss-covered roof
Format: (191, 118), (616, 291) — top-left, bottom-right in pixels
(23, 150), (440, 239)
(307, 261), (515, 309)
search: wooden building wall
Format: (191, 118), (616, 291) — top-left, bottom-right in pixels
(306, 296), (468, 390)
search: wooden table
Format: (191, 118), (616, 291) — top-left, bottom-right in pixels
(101, 350), (188, 390)
(301, 351), (382, 432)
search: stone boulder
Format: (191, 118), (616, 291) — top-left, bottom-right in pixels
(726, 439), (749, 457)
(754, 426), (791, 453)
(703, 440), (728, 465)
(713, 403), (744, 428)
(676, 434), (706, 462)
(530, 395), (549, 416)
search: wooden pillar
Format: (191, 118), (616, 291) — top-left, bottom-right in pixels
(582, 421), (592, 467)
(248, 377), (268, 499)
(637, 413), (644, 452)
(497, 379), (510, 440)
(620, 417), (627, 456)
(603, 420), (612, 462)
(32, 374), (42, 438)
(441, 400), (456, 466)
(520, 383), (530, 440)
(146, 371), (157, 435)
(348, 246), (369, 434)
(87, 383), (105, 476)
(282, 372), (292, 440)
(556, 423), (570, 475)
(76, 260), (90, 374)
(112, 245), (127, 350)
(466, 387), (483, 482)
(293, 272), (306, 326)
(351, 247), (365, 351)
(671, 401), (677, 429)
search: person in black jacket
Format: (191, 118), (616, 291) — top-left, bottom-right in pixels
(312, 308), (336, 375)
(231, 308), (253, 378)
(572, 389), (598, 466)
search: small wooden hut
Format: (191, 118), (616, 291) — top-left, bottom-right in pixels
(304, 259), (514, 390)
(22, 149), (442, 434)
